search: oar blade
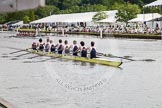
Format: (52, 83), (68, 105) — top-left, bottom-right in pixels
(142, 59), (156, 62)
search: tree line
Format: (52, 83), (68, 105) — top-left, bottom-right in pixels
(0, 0), (161, 24)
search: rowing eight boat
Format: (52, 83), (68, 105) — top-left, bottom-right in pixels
(26, 49), (122, 67)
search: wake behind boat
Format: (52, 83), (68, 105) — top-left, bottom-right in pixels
(26, 48), (122, 67)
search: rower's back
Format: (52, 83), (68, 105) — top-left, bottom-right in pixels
(32, 42), (37, 50)
(38, 38), (44, 51)
(50, 40), (56, 53)
(72, 40), (78, 56)
(90, 41), (96, 59)
(64, 40), (70, 54)
(58, 39), (63, 54)
(80, 41), (87, 57)
(45, 38), (50, 52)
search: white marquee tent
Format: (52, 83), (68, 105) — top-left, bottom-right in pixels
(12, 21), (24, 26)
(30, 10), (118, 24)
(97, 18), (116, 23)
(144, 0), (162, 7)
(144, 0), (162, 36)
(144, 0), (162, 32)
(128, 13), (162, 22)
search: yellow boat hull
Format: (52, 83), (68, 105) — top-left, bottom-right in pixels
(26, 49), (122, 67)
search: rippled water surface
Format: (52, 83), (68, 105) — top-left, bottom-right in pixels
(0, 32), (162, 108)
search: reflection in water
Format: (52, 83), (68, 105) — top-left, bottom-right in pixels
(81, 62), (86, 66)
(89, 63), (96, 67)
(1, 55), (10, 58)
(10, 58), (19, 60)
(44, 56), (120, 93)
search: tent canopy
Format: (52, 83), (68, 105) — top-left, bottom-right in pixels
(12, 21), (23, 26)
(30, 10), (118, 24)
(144, 0), (162, 7)
(97, 17), (116, 23)
(128, 13), (162, 22)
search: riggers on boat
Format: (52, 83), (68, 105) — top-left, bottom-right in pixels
(26, 48), (122, 67)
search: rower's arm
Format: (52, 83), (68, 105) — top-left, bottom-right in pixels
(55, 44), (58, 47)
(62, 45), (64, 50)
(67, 46), (71, 50)
(77, 46), (81, 52)
(86, 47), (90, 51)
(36, 43), (40, 47)
(69, 45), (73, 48)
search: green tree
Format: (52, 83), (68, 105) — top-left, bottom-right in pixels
(92, 11), (108, 22)
(70, 5), (80, 13)
(81, 0), (91, 4)
(92, 4), (107, 11)
(3, 0), (159, 23)
(23, 15), (30, 23)
(143, 7), (162, 14)
(112, 2), (141, 23)
(62, 0), (81, 9)
(6, 11), (25, 22)
(123, 0), (155, 5)
(35, 5), (59, 18)
(29, 10), (36, 21)
(57, 9), (73, 14)
(101, 0), (124, 9)
(0, 14), (7, 23)
(46, 0), (59, 5)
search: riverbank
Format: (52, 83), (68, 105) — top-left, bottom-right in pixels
(57, 32), (162, 39)
(16, 29), (162, 39)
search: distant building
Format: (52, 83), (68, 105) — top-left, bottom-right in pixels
(0, 0), (45, 13)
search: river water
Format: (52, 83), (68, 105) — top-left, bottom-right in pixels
(0, 32), (162, 108)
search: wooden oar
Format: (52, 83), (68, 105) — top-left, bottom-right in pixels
(14, 52), (31, 57)
(9, 49), (26, 54)
(97, 52), (155, 62)
(35, 55), (62, 62)
(0, 46), (25, 55)
(37, 58), (53, 62)
(10, 52), (32, 60)
(7, 47), (31, 55)
(27, 55), (43, 59)
(24, 55), (63, 63)
(26, 49), (60, 60)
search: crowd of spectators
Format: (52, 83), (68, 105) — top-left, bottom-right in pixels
(1, 23), (162, 34)
(40, 23), (162, 34)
